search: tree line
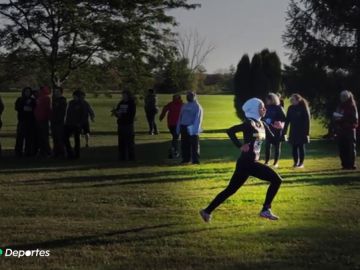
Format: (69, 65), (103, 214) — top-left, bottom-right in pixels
(0, 0), (359, 129)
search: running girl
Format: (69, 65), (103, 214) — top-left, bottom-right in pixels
(200, 98), (283, 222)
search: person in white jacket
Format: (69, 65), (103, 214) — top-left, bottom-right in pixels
(177, 91), (203, 164)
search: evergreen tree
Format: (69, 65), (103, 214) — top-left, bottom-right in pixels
(283, 0), (360, 126)
(234, 54), (251, 119)
(233, 50), (282, 120)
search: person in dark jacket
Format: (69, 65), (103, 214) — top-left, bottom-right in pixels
(15, 87), (37, 157)
(64, 90), (88, 159)
(263, 93), (286, 168)
(0, 95), (4, 156)
(159, 94), (183, 158)
(333, 90), (358, 170)
(200, 98), (282, 222)
(34, 86), (52, 157)
(144, 89), (159, 135)
(113, 90), (136, 161)
(51, 87), (67, 157)
(79, 91), (95, 148)
(283, 94), (311, 168)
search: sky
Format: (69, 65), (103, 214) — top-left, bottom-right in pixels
(171, 0), (290, 73)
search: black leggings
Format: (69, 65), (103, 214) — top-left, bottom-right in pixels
(205, 159), (282, 214)
(292, 144), (305, 165)
(337, 132), (356, 168)
(265, 140), (281, 164)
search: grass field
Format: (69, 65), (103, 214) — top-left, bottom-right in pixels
(0, 93), (359, 270)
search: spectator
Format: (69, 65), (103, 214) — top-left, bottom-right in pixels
(333, 90), (358, 170)
(159, 94), (183, 158)
(263, 93), (286, 168)
(283, 94), (311, 168)
(177, 91), (203, 165)
(34, 86), (52, 157)
(113, 90), (136, 161)
(64, 90), (87, 159)
(144, 89), (159, 135)
(15, 87), (37, 157)
(79, 91), (95, 148)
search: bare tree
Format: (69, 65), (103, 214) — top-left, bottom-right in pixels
(175, 29), (215, 73)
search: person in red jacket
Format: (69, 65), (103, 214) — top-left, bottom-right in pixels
(159, 94), (183, 158)
(34, 86), (52, 157)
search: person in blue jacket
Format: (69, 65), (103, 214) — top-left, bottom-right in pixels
(177, 91), (203, 164)
(263, 93), (286, 168)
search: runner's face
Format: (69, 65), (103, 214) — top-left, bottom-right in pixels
(259, 103), (266, 117)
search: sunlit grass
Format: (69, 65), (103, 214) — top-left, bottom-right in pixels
(0, 93), (359, 269)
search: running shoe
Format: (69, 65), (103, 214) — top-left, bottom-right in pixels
(260, 209), (279, 220)
(199, 209), (211, 223)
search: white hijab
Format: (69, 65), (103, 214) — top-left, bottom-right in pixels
(242, 98), (263, 121)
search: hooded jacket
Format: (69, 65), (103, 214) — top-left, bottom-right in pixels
(177, 100), (203, 136)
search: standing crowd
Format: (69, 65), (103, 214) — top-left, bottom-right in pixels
(9, 87), (95, 159)
(0, 88), (357, 171)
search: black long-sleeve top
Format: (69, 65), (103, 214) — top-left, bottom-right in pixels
(227, 119), (274, 162)
(115, 99), (136, 126)
(283, 105), (311, 144)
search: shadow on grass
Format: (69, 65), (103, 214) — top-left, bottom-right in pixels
(7, 164), (359, 192)
(3, 223), (243, 251)
(0, 138), (345, 175)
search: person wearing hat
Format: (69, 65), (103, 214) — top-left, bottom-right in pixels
(63, 90), (88, 159)
(159, 94), (183, 158)
(177, 91), (203, 164)
(333, 90), (358, 170)
(200, 98), (283, 222)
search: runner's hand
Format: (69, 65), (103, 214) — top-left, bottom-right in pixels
(241, 144), (250, 152)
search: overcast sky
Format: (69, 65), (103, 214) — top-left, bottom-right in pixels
(171, 0), (290, 73)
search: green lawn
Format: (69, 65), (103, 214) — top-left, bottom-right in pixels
(0, 93), (359, 270)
